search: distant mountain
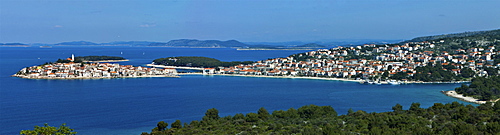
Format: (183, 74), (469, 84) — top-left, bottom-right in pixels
(405, 29), (500, 43)
(148, 39), (248, 48)
(55, 41), (99, 45)
(0, 43), (27, 45)
(245, 39), (402, 47)
(293, 43), (326, 48)
(244, 41), (308, 46)
(0, 43), (29, 47)
(102, 41), (162, 46)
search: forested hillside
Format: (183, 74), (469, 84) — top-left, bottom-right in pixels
(405, 29), (500, 43)
(142, 102), (500, 135)
(455, 76), (500, 101)
(405, 29), (500, 55)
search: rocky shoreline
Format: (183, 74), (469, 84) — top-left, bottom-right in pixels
(442, 90), (487, 104)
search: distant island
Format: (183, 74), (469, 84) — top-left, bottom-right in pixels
(53, 55), (129, 63)
(1, 39), (337, 50)
(0, 43), (29, 47)
(152, 56), (254, 68)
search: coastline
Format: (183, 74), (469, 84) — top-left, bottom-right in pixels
(236, 48), (316, 51)
(178, 73), (469, 84)
(442, 90), (487, 104)
(11, 74), (179, 80)
(179, 73), (365, 83)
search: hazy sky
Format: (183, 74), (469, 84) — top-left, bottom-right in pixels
(1, 0), (499, 43)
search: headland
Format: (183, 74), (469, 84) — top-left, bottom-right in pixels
(442, 90), (487, 104)
(13, 62), (178, 79)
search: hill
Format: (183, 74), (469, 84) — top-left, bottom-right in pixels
(404, 29), (500, 43)
(294, 43), (326, 48)
(0, 43), (27, 45)
(55, 41), (99, 46)
(101, 41), (161, 46)
(0, 43), (29, 47)
(148, 39), (249, 48)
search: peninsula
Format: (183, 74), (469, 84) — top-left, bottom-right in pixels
(13, 55), (178, 79)
(13, 62), (178, 79)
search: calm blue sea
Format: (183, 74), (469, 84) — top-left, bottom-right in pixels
(0, 46), (472, 135)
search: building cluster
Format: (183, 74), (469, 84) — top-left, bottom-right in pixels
(213, 41), (499, 80)
(16, 62), (177, 79)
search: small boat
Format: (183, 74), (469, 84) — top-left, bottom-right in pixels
(367, 80), (375, 84)
(388, 80), (400, 85)
(39, 46), (52, 48)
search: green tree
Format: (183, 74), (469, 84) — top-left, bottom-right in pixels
(484, 67), (498, 76)
(382, 71), (389, 79)
(20, 123), (76, 135)
(494, 102), (500, 112)
(202, 108), (220, 121)
(392, 103), (404, 114)
(171, 120), (182, 129)
(347, 108), (355, 115)
(460, 67), (475, 78)
(156, 121), (168, 131)
(409, 102), (424, 115)
(257, 107), (270, 120)
(245, 113), (259, 122)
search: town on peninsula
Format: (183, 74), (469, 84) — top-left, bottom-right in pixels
(12, 55), (178, 79)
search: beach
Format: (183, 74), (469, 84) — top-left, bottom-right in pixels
(442, 90), (487, 104)
(177, 72), (469, 84)
(178, 73), (365, 83)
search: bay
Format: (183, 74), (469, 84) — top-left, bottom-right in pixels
(0, 46), (472, 135)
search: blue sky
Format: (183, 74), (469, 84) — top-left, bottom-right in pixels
(1, 0), (499, 43)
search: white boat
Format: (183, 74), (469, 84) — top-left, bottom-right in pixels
(39, 46), (52, 48)
(388, 80), (400, 85)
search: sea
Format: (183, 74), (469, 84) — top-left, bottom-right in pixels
(0, 46), (473, 135)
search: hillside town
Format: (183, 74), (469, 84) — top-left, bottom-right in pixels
(13, 59), (178, 79)
(210, 40), (499, 83)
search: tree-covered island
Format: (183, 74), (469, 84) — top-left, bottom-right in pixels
(152, 56), (254, 68)
(56, 55), (127, 63)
